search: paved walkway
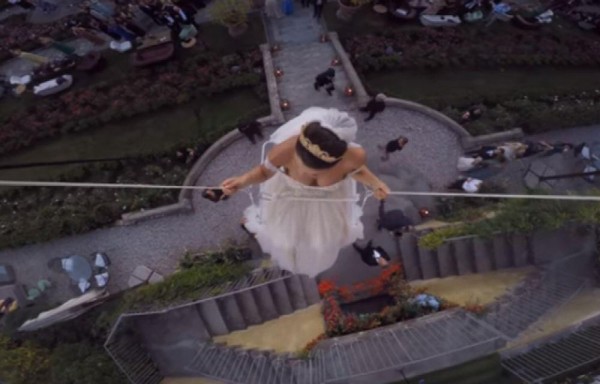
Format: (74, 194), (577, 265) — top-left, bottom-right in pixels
(0, 8), (466, 302)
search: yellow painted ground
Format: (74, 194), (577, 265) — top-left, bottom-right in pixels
(506, 288), (600, 349)
(410, 267), (535, 306)
(213, 303), (325, 353)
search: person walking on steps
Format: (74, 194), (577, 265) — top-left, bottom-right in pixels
(314, 68), (335, 96)
(361, 93), (386, 122)
(312, 0), (325, 18)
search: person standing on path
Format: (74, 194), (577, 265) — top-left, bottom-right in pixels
(377, 200), (414, 237)
(360, 94), (386, 122)
(378, 136), (408, 161)
(238, 120), (264, 144)
(314, 68), (335, 96)
(312, 0), (325, 19)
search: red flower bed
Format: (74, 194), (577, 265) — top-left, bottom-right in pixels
(345, 28), (600, 72)
(318, 264), (455, 337)
(0, 50), (265, 156)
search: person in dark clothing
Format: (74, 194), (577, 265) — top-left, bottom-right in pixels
(312, 0), (325, 18)
(378, 136), (408, 161)
(160, 10), (182, 35)
(377, 200), (414, 237)
(360, 94), (386, 122)
(167, 4), (200, 28)
(314, 68), (335, 96)
(466, 145), (504, 160)
(353, 240), (391, 267)
(521, 140), (574, 158)
(116, 12), (146, 37)
(238, 120), (264, 144)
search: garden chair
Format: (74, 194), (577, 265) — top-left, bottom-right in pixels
(37, 279), (52, 292)
(26, 287), (41, 301)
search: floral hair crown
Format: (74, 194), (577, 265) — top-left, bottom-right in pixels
(298, 125), (341, 164)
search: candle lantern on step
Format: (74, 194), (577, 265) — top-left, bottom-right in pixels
(344, 86), (354, 97)
(320, 34), (328, 43)
(271, 44), (281, 53)
(280, 99), (290, 110)
(331, 57), (340, 66)
(274, 68), (284, 78)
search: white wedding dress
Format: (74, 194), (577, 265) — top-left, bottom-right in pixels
(243, 107), (364, 277)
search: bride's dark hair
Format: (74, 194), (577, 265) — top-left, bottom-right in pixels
(295, 121), (348, 169)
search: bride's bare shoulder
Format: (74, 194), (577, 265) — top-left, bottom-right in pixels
(344, 145), (366, 168)
(267, 135), (297, 166)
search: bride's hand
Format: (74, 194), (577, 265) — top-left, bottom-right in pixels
(372, 181), (390, 200)
(221, 176), (245, 195)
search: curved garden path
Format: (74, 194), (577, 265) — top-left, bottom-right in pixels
(0, 7), (464, 302)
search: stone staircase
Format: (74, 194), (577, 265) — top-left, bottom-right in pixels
(502, 322), (600, 383)
(400, 232), (533, 281)
(185, 309), (503, 384)
(105, 267), (321, 380)
(266, 6), (353, 118)
(483, 269), (587, 339)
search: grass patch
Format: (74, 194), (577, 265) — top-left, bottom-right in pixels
(0, 88), (268, 182)
(363, 67), (600, 108)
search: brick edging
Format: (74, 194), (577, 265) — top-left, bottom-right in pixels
(118, 45), (284, 226)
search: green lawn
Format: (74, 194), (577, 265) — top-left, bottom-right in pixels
(364, 67), (600, 108)
(401, 354), (520, 384)
(0, 89), (268, 181)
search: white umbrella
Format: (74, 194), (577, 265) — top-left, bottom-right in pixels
(18, 289), (109, 332)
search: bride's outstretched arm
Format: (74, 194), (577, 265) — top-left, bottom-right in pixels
(221, 165), (274, 195)
(221, 137), (295, 195)
(351, 166), (390, 200)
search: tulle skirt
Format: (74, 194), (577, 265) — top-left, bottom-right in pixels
(244, 172), (364, 277)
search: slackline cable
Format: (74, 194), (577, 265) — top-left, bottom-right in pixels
(0, 180), (599, 202)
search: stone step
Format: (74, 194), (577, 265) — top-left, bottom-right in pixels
(299, 274), (321, 305)
(216, 295), (247, 332)
(197, 300), (229, 336)
(235, 289), (263, 326)
(251, 284), (280, 322)
(493, 235), (513, 269)
(417, 246), (439, 279)
(509, 233), (530, 267)
(437, 242), (458, 277)
(269, 278), (294, 316)
(454, 237), (476, 275)
(473, 238), (494, 273)
(284, 274), (309, 310)
(400, 235), (422, 280)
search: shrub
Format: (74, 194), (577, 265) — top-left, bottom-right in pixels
(210, 0), (250, 26)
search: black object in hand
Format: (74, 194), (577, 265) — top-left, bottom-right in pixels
(202, 188), (229, 203)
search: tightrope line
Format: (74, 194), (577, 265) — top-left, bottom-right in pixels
(0, 180), (599, 202)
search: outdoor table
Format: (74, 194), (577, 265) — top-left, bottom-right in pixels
(62, 255), (92, 292)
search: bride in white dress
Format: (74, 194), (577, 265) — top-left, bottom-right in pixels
(221, 107), (390, 277)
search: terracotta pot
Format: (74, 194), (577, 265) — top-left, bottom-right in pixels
(227, 22), (248, 37)
(336, 0), (360, 21)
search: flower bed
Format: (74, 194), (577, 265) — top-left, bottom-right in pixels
(345, 29), (600, 73)
(0, 49), (265, 156)
(318, 264), (452, 337)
